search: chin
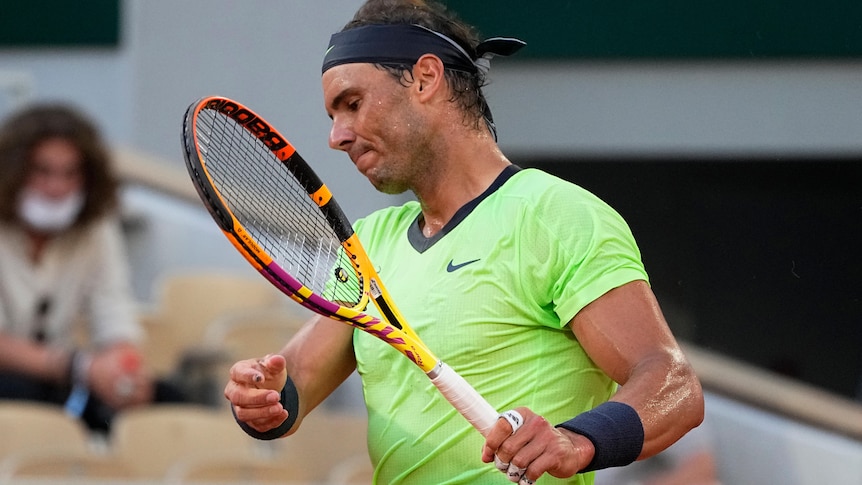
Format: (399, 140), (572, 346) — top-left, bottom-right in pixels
(364, 166), (409, 195)
(380, 186), (409, 196)
(369, 178), (408, 195)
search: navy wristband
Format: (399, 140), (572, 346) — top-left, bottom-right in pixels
(233, 376), (299, 441)
(556, 401), (644, 473)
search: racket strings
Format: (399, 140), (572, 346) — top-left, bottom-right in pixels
(194, 109), (362, 307)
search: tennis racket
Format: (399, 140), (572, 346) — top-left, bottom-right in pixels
(181, 96), (499, 436)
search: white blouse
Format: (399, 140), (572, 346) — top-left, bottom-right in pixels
(0, 217), (143, 350)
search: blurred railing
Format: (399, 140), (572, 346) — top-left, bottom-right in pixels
(113, 147), (199, 203)
(684, 344), (862, 441)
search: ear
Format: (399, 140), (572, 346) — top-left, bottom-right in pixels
(412, 54), (446, 102)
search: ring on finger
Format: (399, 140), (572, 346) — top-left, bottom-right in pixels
(498, 409), (524, 435)
(507, 463), (527, 480)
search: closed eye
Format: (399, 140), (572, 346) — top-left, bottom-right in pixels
(327, 87), (362, 119)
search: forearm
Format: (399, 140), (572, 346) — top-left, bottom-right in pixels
(571, 281), (706, 460)
(0, 333), (71, 383)
(281, 316), (357, 421)
(611, 349), (704, 458)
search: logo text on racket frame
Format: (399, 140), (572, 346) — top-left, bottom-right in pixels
(204, 98), (290, 155)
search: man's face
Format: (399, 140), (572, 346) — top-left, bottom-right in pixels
(322, 63), (434, 194)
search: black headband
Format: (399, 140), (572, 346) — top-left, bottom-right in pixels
(321, 23), (525, 75)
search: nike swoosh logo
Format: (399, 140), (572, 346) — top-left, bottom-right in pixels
(446, 258), (481, 273)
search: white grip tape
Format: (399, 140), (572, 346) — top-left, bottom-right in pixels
(428, 362), (498, 436)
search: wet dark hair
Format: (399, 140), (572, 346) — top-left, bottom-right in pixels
(341, 0), (490, 133)
(0, 103), (119, 228)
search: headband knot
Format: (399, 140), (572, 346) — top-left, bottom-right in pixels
(474, 37), (527, 74)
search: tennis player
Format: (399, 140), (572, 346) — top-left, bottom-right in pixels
(225, 1), (704, 483)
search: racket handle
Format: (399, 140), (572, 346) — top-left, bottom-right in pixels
(427, 361), (499, 437)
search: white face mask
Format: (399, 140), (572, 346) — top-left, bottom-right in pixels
(17, 189), (85, 233)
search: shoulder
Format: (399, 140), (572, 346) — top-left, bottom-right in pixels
(0, 224), (27, 249)
(354, 201), (421, 236)
(507, 168), (608, 206)
(501, 168), (625, 229)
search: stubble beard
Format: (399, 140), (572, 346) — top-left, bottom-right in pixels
(368, 112), (438, 196)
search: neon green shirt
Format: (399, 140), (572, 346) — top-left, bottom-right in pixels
(352, 166), (648, 484)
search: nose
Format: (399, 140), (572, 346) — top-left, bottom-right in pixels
(328, 116), (355, 152)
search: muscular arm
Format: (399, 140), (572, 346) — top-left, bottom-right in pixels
(483, 280), (704, 481)
(570, 279), (704, 458)
(225, 314), (357, 437)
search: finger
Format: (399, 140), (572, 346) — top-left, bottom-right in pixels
(229, 359), (267, 384)
(232, 398), (287, 423)
(224, 380), (281, 408)
(260, 353), (286, 371)
(252, 355), (288, 391)
(229, 355), (285, 387)
(506, 462), (527, 482)
(240, 408), (290, 433)
(506, 430), (549, 485)
(498, 409), (524, 435)
(492, 409), (526, 472)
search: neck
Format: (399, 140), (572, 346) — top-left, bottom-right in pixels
(414, 135), (510, 238)
(25, 230), (52, 264)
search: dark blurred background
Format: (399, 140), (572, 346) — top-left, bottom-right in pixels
(529, 158), (861, 398)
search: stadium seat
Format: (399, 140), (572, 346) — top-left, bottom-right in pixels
(140, 270), (286, 377)
(109, 403), (264, 479)
(0, 401), (92, 457)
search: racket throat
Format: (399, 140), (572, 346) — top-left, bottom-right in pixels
(368, 278), (383, 298)
(369, 279), (404, 330)
(374, 295), (403, 330)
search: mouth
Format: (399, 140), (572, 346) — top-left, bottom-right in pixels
(350, 147), (374, 172)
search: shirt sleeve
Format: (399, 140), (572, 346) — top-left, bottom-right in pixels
(520, 182), (648, 327)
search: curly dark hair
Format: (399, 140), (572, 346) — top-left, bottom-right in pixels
(0, 103), (119, 228)
(341, 0), (490, 133)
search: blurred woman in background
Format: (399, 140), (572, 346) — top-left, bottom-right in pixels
(0, 102), (184, 433)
